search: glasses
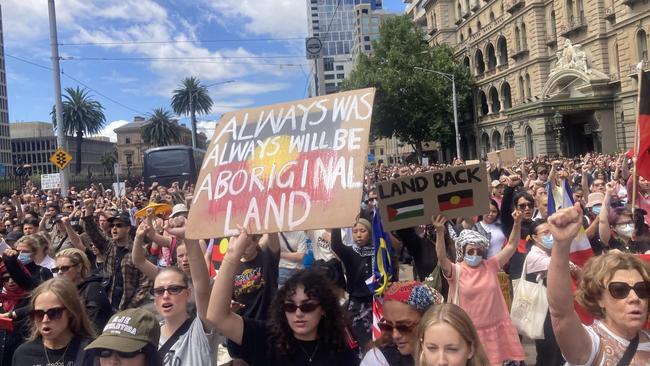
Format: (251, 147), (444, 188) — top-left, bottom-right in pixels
(608, 282), (650, 299)
(97, 348), (143, 359)
(150, 285), (187, 297)
(517, 203), (535, 210)
(465, 248), (485, 256)
(378, 320), (417, 334)
(538, 171), (548, 175)
(31, 307), (66, 322)
(110, 223), (129, 228)
(51, 263), (79, 274)
(282, 302), (321, 313)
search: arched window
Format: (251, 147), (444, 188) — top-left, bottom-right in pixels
(525, 127), (534, 157)
(475, 50), (485, 74)
(469, 27), (473, 36)
(518, 76), (525, 101)
(525, 73), (532, 98)
(490, 11), (495, 21)
(486, 43), (497, 69)
(478, 90), (489, 115)
(497, 36), (508, 65)
(504, 128), (515, 148)
(489, 87), (500, 113)
(492, 130), (502, 150)
(481, 132), (491, 156)
(463, 56), (471, 69)
(458, 2), (463, 18)
(465, 0), (471, 13)
(477, 21), (482, 30)
(514, 26), (521, 51)
(501, 82), (512, 109)
(550, 11), (557, 37)
(521, 23), (527, 49)
(567, 0), (574, 22)
(460, 33), (465, 42)
(638, 29), (648, 62)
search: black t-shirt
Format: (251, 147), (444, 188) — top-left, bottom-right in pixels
(12, 335), (93, 366)
(232, 318), (360, 366)
(233, 246), (279, 321)
(607, 237), (650, 254)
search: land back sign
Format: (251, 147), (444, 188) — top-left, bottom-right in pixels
(377, 164), (490, 231)
(186, 88), (375, 239)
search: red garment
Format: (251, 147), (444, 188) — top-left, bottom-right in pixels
(0, 261), (29, 312)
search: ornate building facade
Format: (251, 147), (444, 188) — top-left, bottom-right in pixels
(406, 0), (649, 158)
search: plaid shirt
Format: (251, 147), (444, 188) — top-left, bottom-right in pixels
(82, 216), (151, 311)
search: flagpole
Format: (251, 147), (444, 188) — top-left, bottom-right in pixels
(632, 67), (643, 210)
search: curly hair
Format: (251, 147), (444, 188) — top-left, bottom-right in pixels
(268, 268), (349, 356)
(576, 252), (650, 317)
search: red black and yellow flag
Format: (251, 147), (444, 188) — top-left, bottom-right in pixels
(635, 70), (650, 180)
(437, 189), (474, 211)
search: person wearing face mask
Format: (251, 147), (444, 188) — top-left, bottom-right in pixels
(3, 236), (52, 291)
(433, 212), (525, 366)
(599, 184), (650, 254)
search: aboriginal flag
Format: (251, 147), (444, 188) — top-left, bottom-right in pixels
(634, 70), (650, 180)
(438, 189), (474, 211)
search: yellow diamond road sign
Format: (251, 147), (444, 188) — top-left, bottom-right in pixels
(49, 148), (73, 170)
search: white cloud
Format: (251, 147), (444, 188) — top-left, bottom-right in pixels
(196, 120), (218, 140)
(95, 120), (129, 142)
(213, 82), (290, 96)
(207, 0), (307, 38)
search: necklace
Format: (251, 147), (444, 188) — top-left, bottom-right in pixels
(297, 340), (320, 363)
(43, 341), (69, 366)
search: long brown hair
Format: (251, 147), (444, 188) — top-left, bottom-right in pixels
(28, 278), (96, 341)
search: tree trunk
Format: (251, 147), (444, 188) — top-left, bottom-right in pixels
(75, 130), (83, 175)
(190, 98), (197, 149)
(413, 142), (423, 165)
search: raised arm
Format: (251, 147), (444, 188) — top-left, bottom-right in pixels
(598, 184), (613, 246)
(132, 222), (159, 281)
(547, 203), (592, 364)
(496, 209), (522, 268)
(432, 215), (452, 278)
(206, 228), (251, 345)
(60, 216), (86, 251)
(581, 164), (590, 195)
(81, 199), (109, 254)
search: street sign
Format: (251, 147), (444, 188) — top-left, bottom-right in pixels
(114, 163), (122, 176)
(305, 37), (322, 59)
(49, 148), (73, 170)
(41, 173), (61, 190)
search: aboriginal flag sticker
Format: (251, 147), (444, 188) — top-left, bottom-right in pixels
(437, 189), (474, 211)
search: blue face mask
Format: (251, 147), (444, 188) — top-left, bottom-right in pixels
(18, 252), (32, 265)
(463, 255), (483, 267)
(541, 234), (554, 249)
(592, 205), (601, 215)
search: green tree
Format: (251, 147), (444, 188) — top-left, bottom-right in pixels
(51, 87), (106, 174)
(142, 108), (180, 147)
(342, 15), (473, 162)
(100, 147), (118, 175)
(170, 77), (214, 149)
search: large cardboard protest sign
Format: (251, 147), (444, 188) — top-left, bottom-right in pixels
(186, 88), (375, 239)
(487, 149), (516, 167)
(377, 164), (490, 231)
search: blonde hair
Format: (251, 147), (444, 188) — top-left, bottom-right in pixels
(15, 235), (40, 252)
(31, 233), (51, 253)
(55, 248), (91, 279)
(577, 252), (650, 317)
(415, 304), (490, 366)
(28, 278), (96, 341)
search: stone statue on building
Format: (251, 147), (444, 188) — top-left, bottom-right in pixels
(552, 39), (590, 74)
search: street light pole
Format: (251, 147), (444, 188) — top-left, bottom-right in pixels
(414, 66), (462, 161)
(187, 80), (234, 149)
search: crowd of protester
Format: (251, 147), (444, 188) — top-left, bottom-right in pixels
(0, 152), (647, 366)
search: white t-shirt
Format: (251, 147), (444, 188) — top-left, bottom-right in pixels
(278, 231), (307, 270)
(306, 230), (336, 262)
(526, 245), (551, 275)
(159, 316), (215, 366)
(38, 255), (56, 271)
(478, 221), (506, 258)
(360, 348), (390, 366)
(568, 321), (650, 366)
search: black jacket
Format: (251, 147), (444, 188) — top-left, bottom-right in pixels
(78, 274), (113, 332)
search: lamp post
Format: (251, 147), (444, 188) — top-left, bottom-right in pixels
(414, 66), (461, 161)
(552, 111), (564, 156)
(188, 80), (235, 148)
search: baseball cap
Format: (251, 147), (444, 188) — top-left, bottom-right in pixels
(85, 308), (160, 353)
(107, 212), (132, 226)
(171, 203), (189, 218)
(491, 180), (504, 188)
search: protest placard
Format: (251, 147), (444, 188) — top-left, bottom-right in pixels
(41, 173), (60, 190)
(465, 159), (481, 165)
(377, 164), (490, 231)
(186, 88), (375, 239)
(487, 149), (516, 167)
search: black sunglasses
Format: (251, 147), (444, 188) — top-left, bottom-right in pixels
(150, 285), (187, 297)
(97, 348), (143, 359)
(31, 307), (66, 321)
(51, 263), (79, 274)
(110, 222), (129, 228)
(608, 282), (650, 299)
(282, 302), (320, 313)
(517, 203), (535, 210)
(378, 320), (417, 334)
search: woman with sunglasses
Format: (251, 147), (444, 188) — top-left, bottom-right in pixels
(361, 281), (444, 366)
(501, 177), (537, 281)
(85, 307), (163, 366)
(207, 227), (359, 366)
(433, 212), (525, 366)
(12, 278), (95, 366)
(547, 204), (650, 365)
(414, 303), (490, 366)
(54, 248), (112, 332)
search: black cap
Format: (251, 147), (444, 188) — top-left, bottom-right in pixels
(108, 212), (132, 226)
(5, 231), (23, 243)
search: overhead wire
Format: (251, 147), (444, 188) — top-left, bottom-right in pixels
(59, 36), (305, 46)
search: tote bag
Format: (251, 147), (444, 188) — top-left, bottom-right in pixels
(510, 257), (548, 339)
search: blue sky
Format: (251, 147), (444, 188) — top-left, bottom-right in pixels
(3, 0), (405, 141)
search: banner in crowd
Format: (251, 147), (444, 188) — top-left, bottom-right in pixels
(187, 88), (375, 239)
(41, 173), (60, 190)
(487, 148), (516, 167)
(377, 164), (490, 231)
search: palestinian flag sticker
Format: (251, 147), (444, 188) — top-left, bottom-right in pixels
(387, 198), (425, 221)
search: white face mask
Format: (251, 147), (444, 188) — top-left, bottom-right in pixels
(616, 223), (634, 238)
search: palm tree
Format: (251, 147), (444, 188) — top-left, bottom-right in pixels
(100, 148), (118, 175)
(170, 77), (213, 148)
(51, 87), (106, 174)
(142, 108), (180, 147)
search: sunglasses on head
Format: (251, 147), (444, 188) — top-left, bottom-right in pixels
(465, 248), (485, 256)
(97, 348), (143, 359)
(517, 203), (535, 210)
(608, 281), (650, 299)
(378, 320), (417, 334)
(110, 222), (128, 228)
(31, 307), (65, 321)
(51, 263), (79, 274)
(149, 285), (187, 297)
(282, 302), (320, 313)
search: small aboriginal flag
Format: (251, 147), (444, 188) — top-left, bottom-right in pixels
(438, 189), (474, 211)
(386, 198), (425, 221)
